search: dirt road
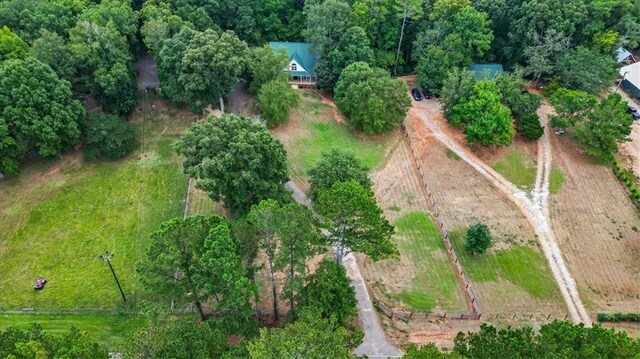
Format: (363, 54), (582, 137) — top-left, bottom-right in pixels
(410, 100), (591, 325)
(285, 182), (403, 358)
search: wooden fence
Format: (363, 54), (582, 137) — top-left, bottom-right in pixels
(399, 121), (481, 317)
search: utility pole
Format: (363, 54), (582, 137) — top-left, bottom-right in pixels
(100, 251), (127, 302)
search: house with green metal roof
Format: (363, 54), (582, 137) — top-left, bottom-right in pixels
(468, 64), (504, 81)
(269, 41), (317, 85)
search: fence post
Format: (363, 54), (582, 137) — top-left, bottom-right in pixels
(460, 313), (464, 319)
(444, 313), (447, 319)
(547, 314), (551, 320)
(530, 314), (534, 320)
(513, 314), (517, 320)
(564, 314), (568, 320)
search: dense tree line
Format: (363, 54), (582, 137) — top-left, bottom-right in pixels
(0, 0), (140, 174)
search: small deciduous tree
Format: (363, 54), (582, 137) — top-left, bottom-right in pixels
(179, 29), (250, 112)
(247, 309), (361, 359)
(256, 80), (300, 128)
(31, 29), (74, 81)
(248, 45), (289, 94)
(549, 88), (596, 130)
(0, 57), (84, 173)
(465, 223), (492, 254)
(81, 112), (137, 160)
(557, 46), (617, 95)
(334, 62), (411, 135)
(300, 257), (357, 325)
(573, 93), (633, 163)
(440, 68), (475, 120)
(307, 149), (372, 200)
(123, 317), (229, 359)
(0, 325), (108, 359)
(516, 114), (544, 140)
(303, 0), (352, 58)
(452, 81), (514, 146)
(137, 215), (225, 320)
(176, 114), (289, 216)
(315, 180), (397, 263)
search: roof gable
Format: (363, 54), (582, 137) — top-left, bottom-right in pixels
(269, 41), (317, 76)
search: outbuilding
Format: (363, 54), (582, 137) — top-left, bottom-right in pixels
(468, 64), (504, 81)
(269, 41), (317, 85)
(619, 62), (640, 99)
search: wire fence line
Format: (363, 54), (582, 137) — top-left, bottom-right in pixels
(399, 122), (481, 318)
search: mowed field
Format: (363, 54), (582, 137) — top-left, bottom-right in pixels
(271, 91), (392, 188)
(406, 113), (567, 319)
(0, 103), (192, 310)
(549, 134), (640, 314)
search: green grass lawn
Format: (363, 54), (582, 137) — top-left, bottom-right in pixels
(449, 230), (558, 300)
(395, 212), (467, 313)
(492, 150), (537, 189)
(0, 313), (144, 349)
(550, 167), (565, 194)
(0, 113), (189, 310)
(286, 93), (392, 179)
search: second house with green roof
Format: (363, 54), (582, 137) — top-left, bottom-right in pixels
(269, 41), (317, 85)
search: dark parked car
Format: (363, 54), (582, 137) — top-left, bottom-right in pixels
(411, 88), (422, 101)
(629, 106), (640, 120)
(421, 89), (432, 99)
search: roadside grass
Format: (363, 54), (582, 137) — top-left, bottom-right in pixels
(395, 212), (467, 313)
(0, 112), (189, 310)
(492, 149), (536, 189)
(550, 167), (565, 194)
(0, 313), (144, 349)
(286, 94), (391, 179)
(445, 148), (461, 161)
(449, 229), (558, 300)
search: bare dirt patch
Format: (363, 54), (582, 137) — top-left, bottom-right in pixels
(549, 133), (640, 313)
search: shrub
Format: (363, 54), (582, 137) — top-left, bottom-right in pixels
(465, 223), (492, 254)
(516, 113), (544, 140)
(81, 112), (137, 160)
(598, 312), (640, 323)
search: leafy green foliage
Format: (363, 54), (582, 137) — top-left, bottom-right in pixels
(416, 45), (451, 95)
(157, 27), (197, 105)
(300, 257), (357, 325)
(275, 204), (323, 315)
(316, 26), (375, 91)
(68, 20), (136, 115)
(0, 26), (28, 61)
(30, 29), (74, 80)
(196, 220), (257, 335)
(307, 148), (372, 200)
(247, 309), (361, 359)
(137, 215), (227, 320)
(465, 223), (492, 254)
(81, 112), (136, 161)
(256, 80), (301, 128)
(248, 45), (289, 94)
(123, 316), (229, 359)
(334, 62), (411, 135)
(440, 68), (475, 120)
(494, 69), (541, 117)
(573, 93), (634, 163)
(315, 180), (397, 263)
(404, 343), (459, 358)
(516, 113), (544, 140)
(303, 0), (352, 58)
(557, 46), (617, 95)
(179, 29), (250, 112)
(598, 312), (640, 323)
(549, 88), (597, 129)
(176, 114), (289, 216)
(0, 57), (83, 173)
(0, 324), (108, 359)
(451, 80), (514, 146)
(453, 321), (640, 358)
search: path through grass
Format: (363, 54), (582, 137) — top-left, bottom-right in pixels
(0, 112), (189, 310)
(395, 212), (467, 312)
(550, 167), (565, 194)
(492, 149), (536, 189)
